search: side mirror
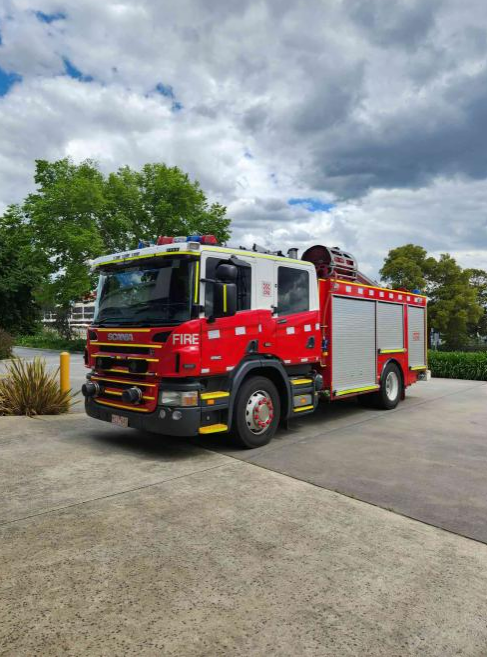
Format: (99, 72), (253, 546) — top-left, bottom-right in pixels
(213, 281), (237, 318)
(215, 263), (238, 282)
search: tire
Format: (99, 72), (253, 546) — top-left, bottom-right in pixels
(374, 362), (402, 410)
(231, 376), (281, 449)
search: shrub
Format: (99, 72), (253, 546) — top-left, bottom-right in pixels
(15, 328), (85, 352)
(0, 357), (73, 416)
(0, 329), (14, 360)
(428, 350), (487, 381)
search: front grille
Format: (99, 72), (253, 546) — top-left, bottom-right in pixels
(98, 344), (152, 355)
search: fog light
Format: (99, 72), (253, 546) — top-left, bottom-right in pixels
(159, 409), (166, 419)
(172, 410), (182, 420)
(82, 381), (100, 398)
(121, 387), (143, 404)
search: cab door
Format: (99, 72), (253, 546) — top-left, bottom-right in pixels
(273, 263), (321, 365)
(199, 253), (259, 376)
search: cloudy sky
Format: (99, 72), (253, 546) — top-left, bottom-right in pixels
(1, 0), (487, 277)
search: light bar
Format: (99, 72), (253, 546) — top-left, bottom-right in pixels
(154, 234), (218, 246)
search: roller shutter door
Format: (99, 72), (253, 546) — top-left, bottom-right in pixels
(408, 306), (426, 367)
(377, 302), (404, 351)
(332, 296), (376, 393)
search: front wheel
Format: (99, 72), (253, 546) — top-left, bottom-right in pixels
(232, 376), (281, 449)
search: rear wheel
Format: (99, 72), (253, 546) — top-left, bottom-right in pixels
(232, 376), (281, 448)
(374, 363), (402, 410)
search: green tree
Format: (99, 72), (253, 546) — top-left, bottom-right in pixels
(465, 268), (487, 338)
(0, 206), (46, 334)
(104, 163), (231, 248)
(379, 244), (436, 290)
(7, 159), (232, 336)
(380, 245), (483, 349)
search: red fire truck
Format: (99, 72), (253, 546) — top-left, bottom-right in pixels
(83, 237), (427, 448)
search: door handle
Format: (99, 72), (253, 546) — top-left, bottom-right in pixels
(277, 319), (287, 324)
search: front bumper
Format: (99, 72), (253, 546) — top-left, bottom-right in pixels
(85, 398), (202, 436)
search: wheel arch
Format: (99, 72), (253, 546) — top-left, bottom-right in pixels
(227, 359), (292, 427)
(380, 358), (405, 395)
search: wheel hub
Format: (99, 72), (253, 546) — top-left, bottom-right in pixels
(385, 371), (399, 401)
(245, 390), (274, 435)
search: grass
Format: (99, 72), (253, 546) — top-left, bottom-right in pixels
(0, 357), (75, 416)
(16, 328), (85, 353)
(428, 350), (487, 381)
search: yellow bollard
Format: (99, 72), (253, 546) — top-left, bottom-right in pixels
(60, 352), (70, 395)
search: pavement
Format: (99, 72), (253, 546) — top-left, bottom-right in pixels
(1, 348), (487, 655)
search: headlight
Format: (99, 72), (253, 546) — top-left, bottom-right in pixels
(159, 390), (199, 407)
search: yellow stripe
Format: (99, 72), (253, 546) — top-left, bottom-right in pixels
(380, 348), (406, 354)
(95, 328), (151, 332)
(205, 246), (307, 264)
(103, 389), (154, 401)
(94, 399), (150, 412)
(291, 378), (313, 385)
(223, 284), (227, 312)
(410, 365), (427, 371)
(322, 278), (428, 299)
(91, 376), (156, 387)
(200, 391), (230, 400)
(198, 423), (228, 434)
(335, 385), (380, 397)
(194, 260), (200, 303)
(94, 251), (201, 267)
(90, 342), (161, 348)
(293, 405), (314, 412)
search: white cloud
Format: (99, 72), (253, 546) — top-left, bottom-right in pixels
(0, 0), (486, 275)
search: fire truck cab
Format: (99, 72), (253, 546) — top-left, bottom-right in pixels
(83, 237), (427, 448)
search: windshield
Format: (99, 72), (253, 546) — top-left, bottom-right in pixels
(93, 257), (194, 326)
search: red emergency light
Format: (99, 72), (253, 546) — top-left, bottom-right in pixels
(156, 234), (218, 245)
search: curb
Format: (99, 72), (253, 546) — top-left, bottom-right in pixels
(14, 346), (84, 354)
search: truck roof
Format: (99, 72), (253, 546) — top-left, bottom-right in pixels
(91, 243), (313, 268)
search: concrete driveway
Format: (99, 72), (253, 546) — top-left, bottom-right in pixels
(2, 348), (487, 653)
(2, 412), (487, 656)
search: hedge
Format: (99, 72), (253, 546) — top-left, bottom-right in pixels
(428, 350), (487, 381)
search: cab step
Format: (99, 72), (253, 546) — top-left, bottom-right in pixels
(198, 423), (228, 435)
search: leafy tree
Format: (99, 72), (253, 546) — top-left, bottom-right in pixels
(380, 245), (483, 349)
(104, 164), (231, 248)
(0, 206), (46, 334)
(379, 244), (436, 291)
(5, 159), (232, 336)
(465, 268), (487, 338)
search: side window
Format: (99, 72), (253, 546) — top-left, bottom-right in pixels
(205, 257), (251, 316)
(278, 267), (309, 315)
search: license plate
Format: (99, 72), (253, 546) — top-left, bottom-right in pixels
(111, 414), (128, 428)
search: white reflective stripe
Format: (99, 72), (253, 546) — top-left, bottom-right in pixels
(258, 324), (262, 332)
(369, 290), (374, 296)
(226, 366), (234, 371)
(286, 326), (295, 335)
(210, 355), (222, 360)
(284, 359), (291, 364)
(201, 368), (210, 373)
(315, 323), (320, 330)
(358, 288), (363, 294)
(389, 293), (394, 299)
(346, 286), (352, 292)
(301, 358), (308, 362)
(208, 330), (220, 339)
(235, 326), (246, 335)
(304, 324), (311, 332)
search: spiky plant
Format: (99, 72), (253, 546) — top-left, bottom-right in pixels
(0, 357), (74, 416)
